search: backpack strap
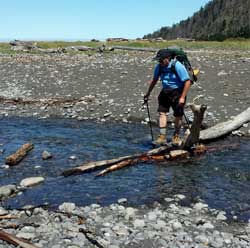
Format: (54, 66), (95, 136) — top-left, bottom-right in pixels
(170, 60), (179, 79)
(172, 60), (195, 84)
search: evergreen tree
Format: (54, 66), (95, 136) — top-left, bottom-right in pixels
(143, 0), (250, 41)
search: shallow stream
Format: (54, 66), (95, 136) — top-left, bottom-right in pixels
(0, 117), (249, 222)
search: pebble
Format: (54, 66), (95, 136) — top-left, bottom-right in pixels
(133, 219), (145, 228)
(69, 155), (77, 160)
(171, 220), (183, 230)
(0, 207), (8, 216)
(59, 202), (76, 213)
(216, 211), (227, 221)
(193, 202), (208, 210)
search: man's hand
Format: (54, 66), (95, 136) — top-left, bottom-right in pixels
(179, 96), (185, 105)
(143, 94), (149, 104)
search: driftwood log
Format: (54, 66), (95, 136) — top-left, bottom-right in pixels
(62, 145), (171, 177)
(181, 104), (207, 149)
(200, 106), (250, 141)
(108, 46), (157, 52)
(62, 104), (250, 177)
(9, 40), (38, 51)
(0, 214), (18, 220)
(5, 143), (34, 166)
(0, 230), (38, 248)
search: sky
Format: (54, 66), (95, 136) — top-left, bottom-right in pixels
(0, 0), (211, 41)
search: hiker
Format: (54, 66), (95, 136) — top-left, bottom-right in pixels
(144, 49), (192, 146)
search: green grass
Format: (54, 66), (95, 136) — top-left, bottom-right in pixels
(106, 39), (250, 50)
(0, 39), (250, 54)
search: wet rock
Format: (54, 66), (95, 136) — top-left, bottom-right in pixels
(0, 184), (17, 199)
(42, 150), (53, 160)
(69, 155), (77, 160)
(20, 176), (45, 187)
(117, 198), (127, 204)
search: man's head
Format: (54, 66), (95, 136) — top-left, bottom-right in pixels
(153, 49), (172, 64)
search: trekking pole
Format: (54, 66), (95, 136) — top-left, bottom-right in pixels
(144, 100), (154, 142)
(183, 112), (191, 130)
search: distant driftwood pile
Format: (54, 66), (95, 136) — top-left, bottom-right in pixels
(9, 40), (96, 54)
(9, 40), (160, 54)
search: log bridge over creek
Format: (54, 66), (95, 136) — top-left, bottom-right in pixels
(61, 104), (250, 177)
(5, 103), (250, 176)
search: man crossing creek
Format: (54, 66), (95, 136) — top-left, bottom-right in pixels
(144, 48), (198, 147)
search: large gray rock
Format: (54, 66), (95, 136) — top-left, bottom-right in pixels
(0, 184), (17, 199)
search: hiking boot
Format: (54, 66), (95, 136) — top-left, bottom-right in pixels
(172, 133), (182, 147)
(153, 134), (167, 146)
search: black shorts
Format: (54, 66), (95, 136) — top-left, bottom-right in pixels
(158, 88), (185, 117)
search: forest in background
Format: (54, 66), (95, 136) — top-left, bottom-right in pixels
(144, 0), (250, 41)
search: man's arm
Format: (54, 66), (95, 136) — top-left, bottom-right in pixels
(179, 79), (191, 104)
(144, 78), (158, 102)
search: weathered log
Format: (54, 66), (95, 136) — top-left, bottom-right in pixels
(169, 150), (190, 159)
(182, 104), (207, 149)
(200, 106), (250, 141)
(64, 46), (95, 52)
(62, 145), (171, 176)
(96, 145), (208, 177)
(0, 230), (38, 248)
(36, 48), (64, 54)
(96, 154), (167, 177)
(9, 40), (38, 51)
(96, 159), (134, 177)
(109, 46), (157, 52)
(0, 214), (18, 220)
(5, 143), (34, 166)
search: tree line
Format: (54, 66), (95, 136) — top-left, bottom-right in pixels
(144, 0), (250, 41)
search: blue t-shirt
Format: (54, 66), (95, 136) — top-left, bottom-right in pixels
(153, 60), (190, 90)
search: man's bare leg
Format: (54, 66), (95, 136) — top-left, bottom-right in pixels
(153, 112), (168, 145)
(159, 112), (167, 135)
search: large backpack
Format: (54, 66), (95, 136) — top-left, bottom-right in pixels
(164, 47), (198, 83)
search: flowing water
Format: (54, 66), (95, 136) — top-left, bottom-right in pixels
(0, 117), (249, 222)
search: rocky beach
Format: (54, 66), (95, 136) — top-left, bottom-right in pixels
(0, 49), (250, 247)
(0, 50), (250, 128)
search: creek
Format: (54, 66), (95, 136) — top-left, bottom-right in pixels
(0, 117), (249, 222)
